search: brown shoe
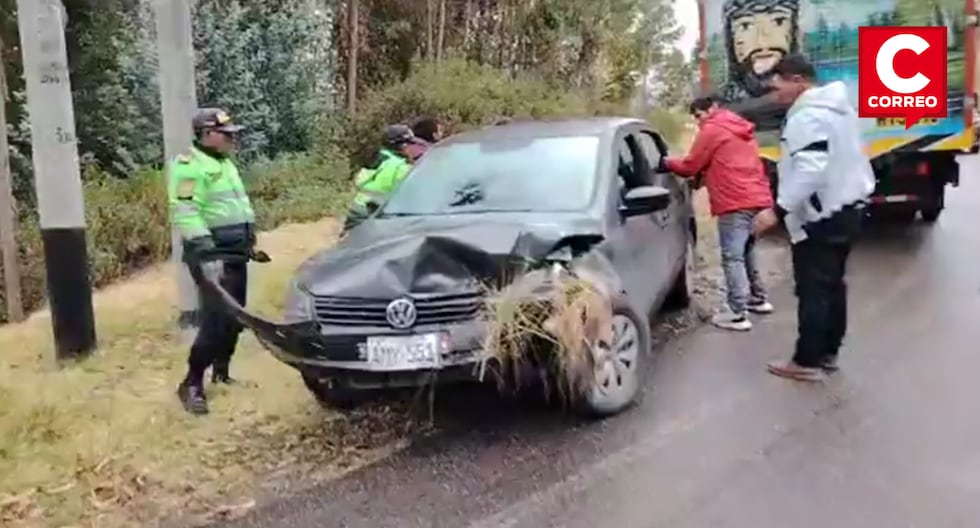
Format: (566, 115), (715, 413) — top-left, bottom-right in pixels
(767, 360), (826, 382)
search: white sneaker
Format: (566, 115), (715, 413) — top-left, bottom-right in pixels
(747, 300), (774, 314)
(711, 310), (752, 331)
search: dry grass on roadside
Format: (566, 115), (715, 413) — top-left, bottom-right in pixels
(0, 219), (413, 528)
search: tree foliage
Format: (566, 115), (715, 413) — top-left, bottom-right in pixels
(336, 0), (687, 105)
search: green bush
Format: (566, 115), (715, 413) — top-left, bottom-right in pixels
(0, 152), (350, 322)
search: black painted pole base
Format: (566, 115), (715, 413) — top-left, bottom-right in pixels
(40, 227), (97, 360)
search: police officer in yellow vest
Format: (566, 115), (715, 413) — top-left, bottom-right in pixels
(342, 124), (422, 231)
(169, 107), (258, 415)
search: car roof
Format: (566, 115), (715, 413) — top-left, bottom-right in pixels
(437, 116), (646, 145)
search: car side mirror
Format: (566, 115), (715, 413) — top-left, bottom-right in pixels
(619, 185), (670, 217)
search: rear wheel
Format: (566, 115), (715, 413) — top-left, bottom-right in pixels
(578, 296), (651, 418)
(301, 372), (370, 410)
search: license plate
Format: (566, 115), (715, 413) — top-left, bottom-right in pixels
(365, 333), (443, 371)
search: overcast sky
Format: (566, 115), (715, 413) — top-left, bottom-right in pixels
(674, 0), (700, 58)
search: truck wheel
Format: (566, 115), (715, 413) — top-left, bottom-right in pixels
(920, 189), (945, 223)
(920, 205), (942, 222)
(302, 372), (369, 410)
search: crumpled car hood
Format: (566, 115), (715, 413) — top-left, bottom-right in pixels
(297, 214), (605, 298)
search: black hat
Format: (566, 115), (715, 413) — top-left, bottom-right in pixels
(383, 124), (417, 147)
(192, 107), (245, 134)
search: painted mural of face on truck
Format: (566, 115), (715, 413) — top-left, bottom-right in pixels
(722, 0), (801, 100)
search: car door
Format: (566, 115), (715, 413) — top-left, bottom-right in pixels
(601, 127), (664, 315)
(635, 128), (690, 289)
(622, 128), (678, 312)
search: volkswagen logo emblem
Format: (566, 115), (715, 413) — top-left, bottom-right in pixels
(385, 297), (417, 329)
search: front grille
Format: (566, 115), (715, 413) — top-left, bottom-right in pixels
(313, 292), (483, 327)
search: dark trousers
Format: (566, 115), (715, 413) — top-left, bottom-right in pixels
(187, 260), (248, 381)
(790, 206), (862, 368)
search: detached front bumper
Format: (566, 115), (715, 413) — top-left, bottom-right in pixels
(202, 276), (495, 389)
(261, 319), (492, 389)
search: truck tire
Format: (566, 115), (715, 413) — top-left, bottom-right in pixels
(920, 187), (945, 223)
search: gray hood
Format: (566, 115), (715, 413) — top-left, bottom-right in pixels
(296, 214), (605, 299)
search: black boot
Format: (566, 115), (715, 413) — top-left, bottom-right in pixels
(177, 380), (209, 415)
(211, 364), (238, 385)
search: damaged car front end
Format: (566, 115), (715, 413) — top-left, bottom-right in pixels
(274, 217), (621, 408)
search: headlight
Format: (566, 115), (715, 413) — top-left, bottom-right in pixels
(282, 279), (315, 323)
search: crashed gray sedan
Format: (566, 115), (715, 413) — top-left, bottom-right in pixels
(220, 118), (697, 417)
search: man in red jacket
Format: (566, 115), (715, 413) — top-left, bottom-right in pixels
(660, 96), (775, 331)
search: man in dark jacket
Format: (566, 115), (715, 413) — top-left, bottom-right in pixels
(660, 95), (775, 331)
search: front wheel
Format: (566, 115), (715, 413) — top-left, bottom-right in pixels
(577, 296), (651, 418)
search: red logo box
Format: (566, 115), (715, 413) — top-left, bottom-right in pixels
(858, 26), (947, 129)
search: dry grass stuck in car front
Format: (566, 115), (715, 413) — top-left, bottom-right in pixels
(0, 219), (417, 528)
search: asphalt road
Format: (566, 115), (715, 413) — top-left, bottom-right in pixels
(220, 156), (980, 528)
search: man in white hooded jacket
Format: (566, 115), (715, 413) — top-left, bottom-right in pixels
(752, 54), (875, 382)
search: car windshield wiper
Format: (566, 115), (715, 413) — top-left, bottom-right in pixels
(377, 211), (421, 217)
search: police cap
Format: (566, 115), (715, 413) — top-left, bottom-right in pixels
(193, 107), (245, 134)
(383, 124), (418, 147)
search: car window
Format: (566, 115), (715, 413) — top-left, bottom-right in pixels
(616, 136), (644, 190)
(380, 135), (600, 215)
(636, 131), (666, 186)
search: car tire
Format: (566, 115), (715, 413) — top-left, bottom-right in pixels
(664, 235), (695, 311)
(301, 372), (368, 411)
(577, 295), (651, 418)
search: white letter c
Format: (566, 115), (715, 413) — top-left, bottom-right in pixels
(875, 34), (931, 94)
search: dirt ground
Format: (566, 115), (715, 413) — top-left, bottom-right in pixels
(0, 190), (791, 527)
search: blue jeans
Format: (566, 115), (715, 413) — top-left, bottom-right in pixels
(717, 209), (767, 314)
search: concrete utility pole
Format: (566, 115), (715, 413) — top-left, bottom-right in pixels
(16, 0), (96, 359)
(0, 35), (24, 323)
(153, 0), (200, 340)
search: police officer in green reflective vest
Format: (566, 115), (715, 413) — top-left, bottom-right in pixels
(342, 124), (422, 231)
(169, 107), (257, 415)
